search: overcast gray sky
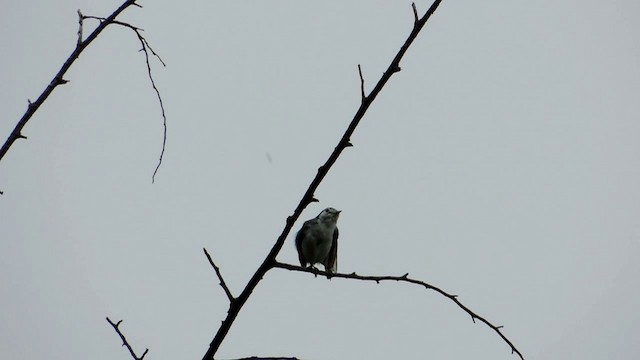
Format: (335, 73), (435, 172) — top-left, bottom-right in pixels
(1, 1), (639, 359)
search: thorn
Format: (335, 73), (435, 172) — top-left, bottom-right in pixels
(310, 197), (319, 203)
(392, 65), (402, 73)
(57, 78), (69, 85)
(497, 325), (504, 329)
(402, 273), (409, 278)
(345, 141), (353, 147)
(16, 133), (27, 140)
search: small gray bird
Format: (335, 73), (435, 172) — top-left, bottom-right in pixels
(295, 207), (340, 275)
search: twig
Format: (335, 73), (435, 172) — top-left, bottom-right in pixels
(412, 3), (419, 26)
(357, 64), (366, 104)
(83, 15), (168, 183)
(106, 317), (149, 360)
(201, 2), (445, 359)
(77, 10), (84, 46)
(273, 262), (524, 360)
(204, 247), (235, 302)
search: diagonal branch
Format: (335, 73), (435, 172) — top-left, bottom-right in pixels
(1, 0), (137, 163)
(272, 262), (525, 360)
(204, 247), (235, 302)
(106, 317), (149, 360)
(201, 1), (445, 359)
(0, 0), (168, 193)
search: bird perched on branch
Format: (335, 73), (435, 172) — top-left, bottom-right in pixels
(295, 207), (340, 276)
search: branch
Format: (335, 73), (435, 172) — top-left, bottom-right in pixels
(0, 0), (168, 191)
(357, 64), (366, 104)
(204, 247), (235, 302)
(106, 317), (149, 360)
(83, 15), (168, 183)
(232, 358), (300, 360)
(201, 2), (445, 359)
(1, 0), (136, 162)
(273, 262), (524, 360)
(412, 2), (419, 26)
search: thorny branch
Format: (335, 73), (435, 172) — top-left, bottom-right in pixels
(273, 262), (525, 360)
(201, 1), (452, 360)
(106, 317), (149, 360)
(0, 0), (168, 195)
(204, 247), (235, 302)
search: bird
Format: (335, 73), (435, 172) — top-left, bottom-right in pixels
(295, 207), (340, 276)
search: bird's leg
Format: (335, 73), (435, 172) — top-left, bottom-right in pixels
(324, 267), (333, 280)
(310, 265), (319, 277)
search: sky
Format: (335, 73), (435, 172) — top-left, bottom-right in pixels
(1, 1), (640, 359)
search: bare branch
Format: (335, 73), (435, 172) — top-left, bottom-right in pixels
(357, 64), (366, 104)
(204, 247), (235, 302)
(201, 1), (446, 359)
(77, 10), (84, 46)
(273, 262), (524, 360)
(412, 3), (419, 26)
(0, 0), (167, 191)
(233, 358), (300, 360)
(1, 0), (138, 163)
(106, 317), (149, 360)
(83, 15), (168, 183)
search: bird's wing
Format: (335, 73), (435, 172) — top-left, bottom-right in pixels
(326, 227), (338, 273)
(295, 219), (314, 267)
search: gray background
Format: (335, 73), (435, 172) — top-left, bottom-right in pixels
(1, 1), (639, 359)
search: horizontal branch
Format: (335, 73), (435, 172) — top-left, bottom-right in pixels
(272, 262), (524, 360)
(231, 357), (299, 360)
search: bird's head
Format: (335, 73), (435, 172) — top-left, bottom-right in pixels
(318, 207), (341, 224)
